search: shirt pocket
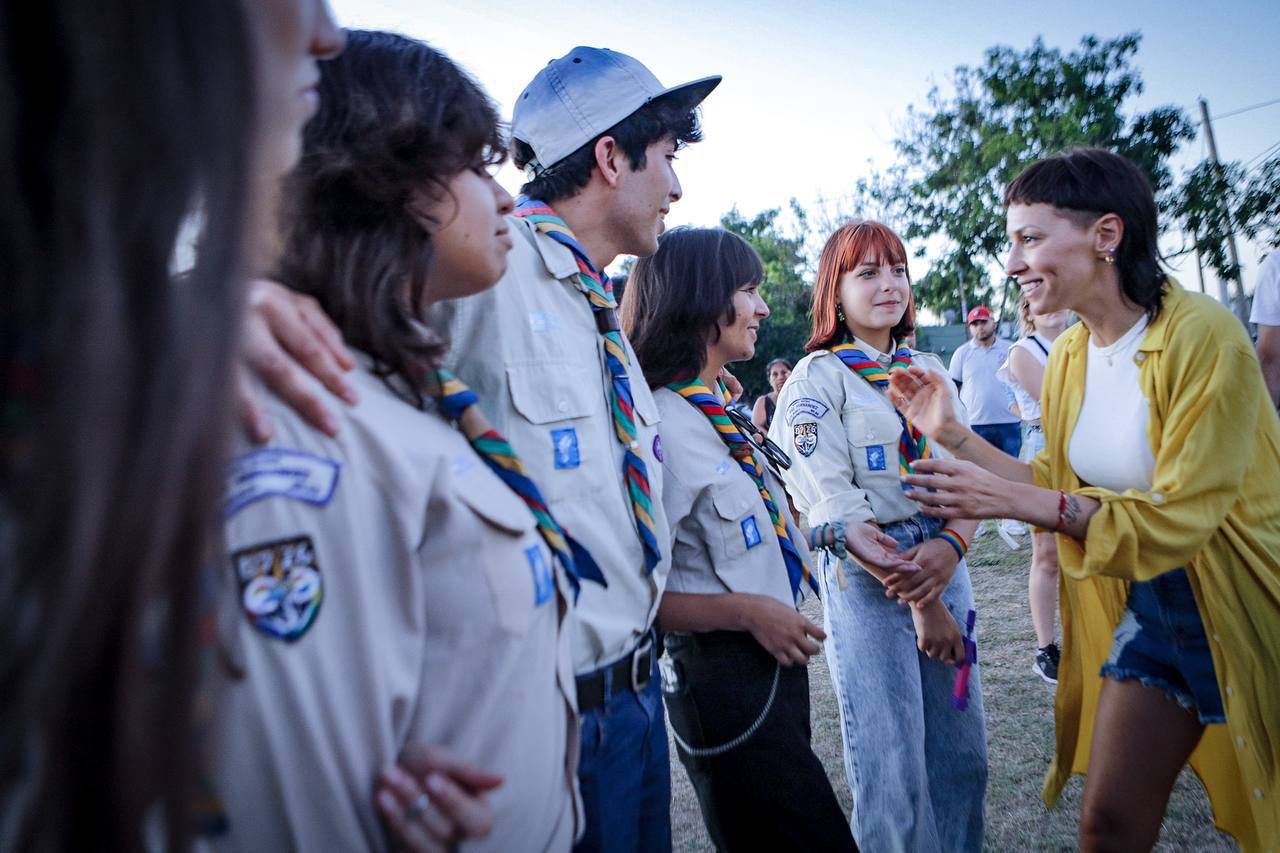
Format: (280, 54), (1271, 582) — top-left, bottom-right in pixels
(506, 361), (609, 502)
(455, 472), (545, 637)
(707, 478), (770, 587)
(845, 409), (903, 486)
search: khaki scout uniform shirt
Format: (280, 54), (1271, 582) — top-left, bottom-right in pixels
(654, 388), (810, 608)
(211, 364), (580, 853)
(434, 215), (672, 673)
(768, 344), (962, 527)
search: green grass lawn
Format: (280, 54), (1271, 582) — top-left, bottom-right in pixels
(667, 522), (1239, 851)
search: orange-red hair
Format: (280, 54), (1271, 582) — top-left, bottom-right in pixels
(805, 220), (916, 352)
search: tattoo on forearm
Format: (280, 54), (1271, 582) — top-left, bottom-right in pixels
(953, 433), (969, 451)
(1063, 495), (1082, 527)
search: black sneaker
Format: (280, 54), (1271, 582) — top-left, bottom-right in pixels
(1033, 643), (1060, 684)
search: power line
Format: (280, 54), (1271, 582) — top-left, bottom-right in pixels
(1207, 96), (1280, 122)
(1244, 138), (1280, 169)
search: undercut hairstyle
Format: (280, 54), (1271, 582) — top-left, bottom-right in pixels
(0, 0), (254, 849)
(806, 221), (916, 352)
(1004, 147), (1167, 319)
(622, 227), (765, 388)
(277, 30), (505, 407)
(514, 91), (703, 204)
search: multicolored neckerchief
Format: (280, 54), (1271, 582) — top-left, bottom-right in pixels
(667, 377), (817, 604)
(512, 198), (661, 574)
(436, 368), (605, 598)
(829, 341), (932, 487)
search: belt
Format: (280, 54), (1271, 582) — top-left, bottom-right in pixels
(576, 632), (655, 712)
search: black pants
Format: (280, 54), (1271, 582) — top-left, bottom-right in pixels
(662, 630), (857, 852)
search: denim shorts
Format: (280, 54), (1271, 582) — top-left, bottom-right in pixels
(1100, 568), (1226, 724)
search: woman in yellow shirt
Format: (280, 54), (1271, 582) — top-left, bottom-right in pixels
(889, 148), (1280, 852)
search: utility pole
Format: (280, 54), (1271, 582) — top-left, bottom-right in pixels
(1199, 98), (1249, 323)
(958, 268), (968, 322)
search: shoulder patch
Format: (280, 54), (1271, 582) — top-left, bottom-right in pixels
(230, 535), (323, 642)
(225, 448), (340, 518)
(785, 396), (830, 423)
(793, 423), (818, 457)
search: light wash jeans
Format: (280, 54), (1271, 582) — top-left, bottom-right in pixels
(818, 512), (988, 853)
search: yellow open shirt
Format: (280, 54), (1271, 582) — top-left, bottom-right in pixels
(1032, 281), (1280, 851)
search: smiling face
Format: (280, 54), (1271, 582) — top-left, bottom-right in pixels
(709, 281), (770, 367)
(612, 136), (683, 257)
(1005, 203), (1104, 316)
(415, 166), (515, 303)
(837, 253), (910, 347)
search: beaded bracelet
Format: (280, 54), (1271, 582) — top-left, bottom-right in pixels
(935, 527), (968, 560)
(809, 520), (848, 559)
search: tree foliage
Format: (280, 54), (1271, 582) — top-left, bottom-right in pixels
(866, 33), (1195, 317)
(721, 204), (813, 399)
(1171, 152), (1280, 285)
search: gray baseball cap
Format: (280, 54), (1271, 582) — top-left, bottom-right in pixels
(512, 47), (721, 176)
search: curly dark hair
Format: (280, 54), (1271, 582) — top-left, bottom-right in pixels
(276, 30), (505, 407)
(622, 227), (765, 388)
(1004, 147), (1168, 320)
(513, 90), (703, 204)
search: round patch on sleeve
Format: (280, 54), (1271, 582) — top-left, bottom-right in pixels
(230, 535), (323, 642)
(652, 434), (665, 463)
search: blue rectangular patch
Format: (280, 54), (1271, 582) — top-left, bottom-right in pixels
(551, 427), (580, 469)
(741, 516), (762, 549)
(526, 545), (554, 606)
(866, 445), (887, 471)
(225, 448), (341, 518)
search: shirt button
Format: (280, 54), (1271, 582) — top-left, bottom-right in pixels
(1225, 686), (1234, 697)
(1255, 788), (1265, 800)
(1236, 736), (1246, 748)
(557, 400), (569, 413)
(1151, 492), (1163, 503)
(1213, 633), (1221, 642)
(1135, 352), (1146, 362)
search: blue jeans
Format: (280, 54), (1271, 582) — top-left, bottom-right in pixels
(818, 513), (988, 853)
(1101, 568), (1226, 724)
(973, 422), (1022, 459)
(573, 651), (672, 853)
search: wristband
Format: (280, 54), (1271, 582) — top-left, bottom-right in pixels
(935, 527), (967, 560)
(1055, 490), (1070, 532)
(811, 520), (848, 559)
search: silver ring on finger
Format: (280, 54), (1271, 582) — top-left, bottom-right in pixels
(405, 791), (431, 822)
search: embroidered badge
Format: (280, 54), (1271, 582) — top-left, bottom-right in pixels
(866, 445), (887, 471)
(526, 545), (554, 606)
(225, 449), (340, 518)
(652, 434), (664, 463)
(793, 423), (818, 457)
(716, 459), (734, 477)
(528, 310), (561, 335)
(551, 427), (580, 469)
(230, 536), (323, 642)
(786, 397), (830, 423)
(741, 516), (762, 549)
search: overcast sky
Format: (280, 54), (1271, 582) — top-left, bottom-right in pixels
(330, 0), (1280, 298)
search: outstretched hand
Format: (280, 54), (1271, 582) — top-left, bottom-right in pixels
(888, 366), (963, 445)
(901, 457), (1015, 521)
(844, 521), (921, 575)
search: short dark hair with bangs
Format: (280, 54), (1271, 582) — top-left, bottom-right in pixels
(277, 30), (507, 408)
(1004, 147), (1168, 319)
(514, 91), (704, 204)
(622, 227), (765, 388)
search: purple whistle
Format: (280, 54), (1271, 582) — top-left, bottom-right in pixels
(951, 609), (977, 710)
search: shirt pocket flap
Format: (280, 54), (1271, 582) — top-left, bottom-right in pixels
(712, 479), (756, 521)
(455, 469), (535, 536)
(507, 362), (601, 424)
(847, 410), (902, 447)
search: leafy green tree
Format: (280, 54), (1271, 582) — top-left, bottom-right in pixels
(721, 204), (813, 400)
(1171, 153), (1280, 287)
(865, 33), (1194, 318)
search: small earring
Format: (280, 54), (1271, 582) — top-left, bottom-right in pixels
(836, 304), (847, 323)
(1102, 247), (1116, 265)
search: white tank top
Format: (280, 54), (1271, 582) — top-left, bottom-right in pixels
(1067, 316), (1156, 492)
(997, 335), (1050, 423)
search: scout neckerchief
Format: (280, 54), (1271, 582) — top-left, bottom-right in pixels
(512, 198), (662, 574)
(668, 377), (817, 604)
(436, 368), (605, 598)
(828, 340), (932, 489)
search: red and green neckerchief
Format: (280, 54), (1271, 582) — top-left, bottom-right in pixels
(667, 377), (817, 604)
(512, 199), (661, 575)
(828, 341), (932, 487)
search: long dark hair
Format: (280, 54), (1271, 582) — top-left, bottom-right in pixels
(1004, 147), (1168, 319)
(0, 1), (255, 849)
(277, 30), (505, 406)
(622, 227), (765, 388)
